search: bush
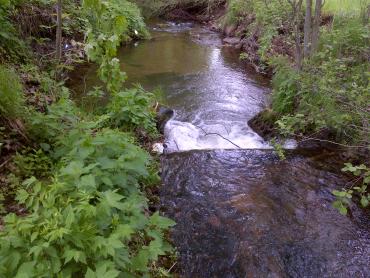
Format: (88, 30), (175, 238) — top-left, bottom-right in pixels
(0, 1), (175, 276)
(13, 148), (53, 180)
(332, 163), (370, 215)
(272, 16), (369, 144)
(0, 101), (175, 277)
(0, 65), (26, 119)
(223, 0), (252, 24)
(0, 0), (25, 60)
(271, 56), (299, 115)
(107, 86), (157, 135)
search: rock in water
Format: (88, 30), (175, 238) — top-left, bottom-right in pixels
(152, 143), (164, 155)
(222, 37), (241, 45)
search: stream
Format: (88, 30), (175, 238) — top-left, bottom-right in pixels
(70, 22), (370, 277)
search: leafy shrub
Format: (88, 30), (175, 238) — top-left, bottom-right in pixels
(0, 1), (175, 276)
(13, 148), (53, 179)
(83, 0), (148, 95)
(332, 163), (370, 215)
(272, 16), (369, 143)
(28, 95), (80, 146)
(0, 0), (25, 60)
(271, 56), (299, 115)
(0, 113), (175, 277)
(107, 86), (157, 135)
(252, 0), (292, 60)
(0, 65), (26, 119)
(224, 0), (252, 24)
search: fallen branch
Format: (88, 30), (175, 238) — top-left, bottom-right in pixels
(197, 125), (241, 148)
(0, 157), (12, 170)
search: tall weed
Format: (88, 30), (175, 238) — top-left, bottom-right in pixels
(0, 65), (26, 119)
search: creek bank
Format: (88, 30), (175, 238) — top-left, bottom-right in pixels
(159, 2), (292, 74)
(159, 5), (369, 162)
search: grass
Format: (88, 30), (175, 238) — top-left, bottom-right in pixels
(0, 65), (25, 119)
(323, 0), (369, 15)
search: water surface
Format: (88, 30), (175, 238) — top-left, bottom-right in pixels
(71, 22), (271, 151)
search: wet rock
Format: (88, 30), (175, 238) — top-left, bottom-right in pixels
(155, 106), (174, 134)
(152, 143), (164, 155)
(283, 139), (298, 150)
(223, 24), (237, 37)
(222, 37), (241, 45)
(248, 109), (280, 140)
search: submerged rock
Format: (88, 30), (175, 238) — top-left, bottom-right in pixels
(223, 24), (238, 37)
(222, 37), (241, 45)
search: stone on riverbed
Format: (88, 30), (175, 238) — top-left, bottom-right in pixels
(222, 37), (241, 45)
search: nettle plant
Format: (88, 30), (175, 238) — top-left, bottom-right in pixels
(107, 86), (158, 135)
(0, 127), (175, 277)
(332, 163), (370, 215)
(0, 0), (174, 276)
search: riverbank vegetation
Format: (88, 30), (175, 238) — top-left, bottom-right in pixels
(0, 0), (175, 277)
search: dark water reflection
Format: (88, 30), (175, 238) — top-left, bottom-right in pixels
(161, 150), (370, 277)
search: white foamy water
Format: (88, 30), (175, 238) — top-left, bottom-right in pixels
(164, 119), (272, 152)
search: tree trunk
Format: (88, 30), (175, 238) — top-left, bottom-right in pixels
(288, 0), (304, 70)
(303, 0), (312, 58)
(56, 0), (62, 61)
(311, 0), (322, 53)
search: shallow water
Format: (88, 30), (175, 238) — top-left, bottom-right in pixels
(70, 21), (272, 151)
(71, 21), (370, 277)
(161, 150), (370, 277)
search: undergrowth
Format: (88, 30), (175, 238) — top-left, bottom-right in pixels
(0, 65), (26, 118)
(273, 16), (369, 145)
(0, 0), (176, 277)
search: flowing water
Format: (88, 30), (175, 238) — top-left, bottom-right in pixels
(70, 22), (370, 277)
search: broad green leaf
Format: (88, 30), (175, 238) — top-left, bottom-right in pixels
(101, 190), (124, 210)
(150, 212), (176, 229)
(360, 196), (369, 208)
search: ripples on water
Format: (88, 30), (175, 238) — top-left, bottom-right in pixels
(127, 21), (272, 152)
(161, 150), (370, 277)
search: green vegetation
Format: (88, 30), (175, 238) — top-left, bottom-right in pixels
(274, 16), (369, 144)
(332, 163), (370, 215)
(323, 0), (367, 14)
(1, 104), (175, 277)
(134, 0), (224, 16)
(220, 0), (369, 146)
(0, 0), (175, 277)
(0, 65), (26, 118)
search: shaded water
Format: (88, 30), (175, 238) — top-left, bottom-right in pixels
(161, 150), (370, 277)
(71, 22), (370, 277)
